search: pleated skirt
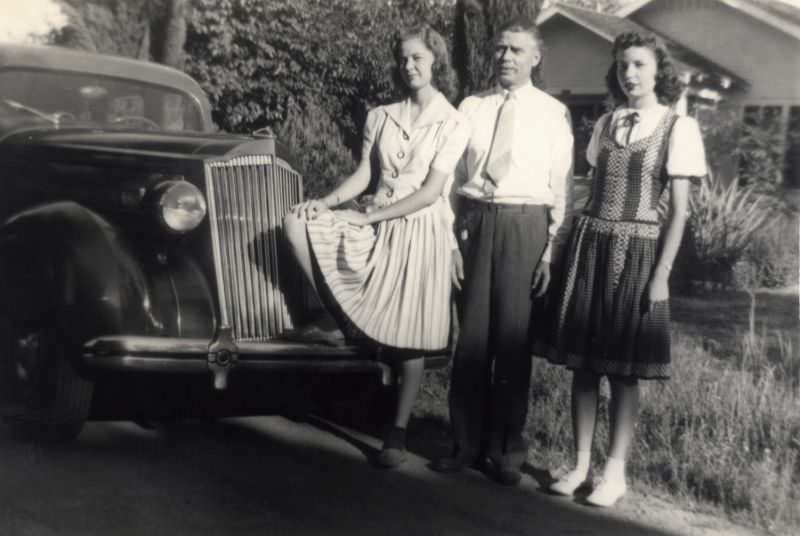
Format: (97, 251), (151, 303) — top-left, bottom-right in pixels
(305, 206), (452, 351)
(534, 214), (671, 379)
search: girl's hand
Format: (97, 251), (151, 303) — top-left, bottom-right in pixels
(293, 199), (328, 221)
(451, 248), (464, 291)
(335, 209), (369, 226)
(647, 272), (669, 312)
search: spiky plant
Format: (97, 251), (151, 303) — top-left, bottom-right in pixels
(689, 173), (772, 282)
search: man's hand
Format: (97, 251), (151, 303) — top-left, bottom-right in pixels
(451, 248), (464, 291)
(531, 261), (551, 298)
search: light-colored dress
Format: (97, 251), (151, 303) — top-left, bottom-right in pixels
(305, 92), (470, 351)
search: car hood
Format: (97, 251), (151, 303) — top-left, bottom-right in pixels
(0, 126), (289, 162)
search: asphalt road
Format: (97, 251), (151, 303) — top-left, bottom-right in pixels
(0, 416), (677, 536)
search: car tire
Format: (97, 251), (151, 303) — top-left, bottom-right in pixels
(0, 259), (93, 444)
(0, 324), (94, 444)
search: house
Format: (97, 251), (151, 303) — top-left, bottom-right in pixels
(537, 0), (800, 184)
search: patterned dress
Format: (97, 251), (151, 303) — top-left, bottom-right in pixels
(305, 92), (469, 352)
(538, 106), (704, 379)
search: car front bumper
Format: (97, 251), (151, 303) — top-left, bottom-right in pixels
(81, 335), (449, 390)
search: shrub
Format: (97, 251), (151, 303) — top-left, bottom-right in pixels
(733, 211), (800, 289)
(185, 0), (455, 194)
(275, 99), (356, 199)
(697, 107), (784, 193)
(687, 173), (772, 286)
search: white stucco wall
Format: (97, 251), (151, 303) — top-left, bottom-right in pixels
(540, 16), (612, 95)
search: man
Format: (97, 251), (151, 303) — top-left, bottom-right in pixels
(434, 16), (574, 485)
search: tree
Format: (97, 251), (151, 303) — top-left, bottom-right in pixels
(185, 0), (454, 193)
(150, 0), (188, 68)
(53, 0), (188, 66)
(453, 0), (543, 96)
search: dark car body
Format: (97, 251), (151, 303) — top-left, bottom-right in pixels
(0, 45), (444, 442)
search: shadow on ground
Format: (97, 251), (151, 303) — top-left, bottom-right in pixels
(0, 416), (678, 535)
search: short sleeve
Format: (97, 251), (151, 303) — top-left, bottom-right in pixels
(586, 113), (610, 168)
(361, 107), (384, 157)
(666, 116), (707, 177)
(430, 114), (471, 174)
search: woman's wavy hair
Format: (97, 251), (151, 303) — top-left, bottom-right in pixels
(391, 25), (458, 103)
(605, 31), (685, 106)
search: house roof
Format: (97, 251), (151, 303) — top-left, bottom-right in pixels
(537, 3), (748, 88)
(614, 0), (800, 39)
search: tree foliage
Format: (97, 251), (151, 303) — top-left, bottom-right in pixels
(185, 0), (454, 192)
(453, 0), (542, 96)
(53, 0), (187, 66)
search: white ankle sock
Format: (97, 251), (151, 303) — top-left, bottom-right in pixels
(603, 457), (626, 482)
(575, 450), (591, 475)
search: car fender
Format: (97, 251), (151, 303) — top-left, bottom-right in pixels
(0, 201), (213, 346)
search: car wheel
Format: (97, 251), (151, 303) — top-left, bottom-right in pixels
(0, 267), (93, 444)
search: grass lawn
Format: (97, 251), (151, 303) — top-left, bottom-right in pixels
(409, 286), (800, 534)
(671, 287), (798, 378)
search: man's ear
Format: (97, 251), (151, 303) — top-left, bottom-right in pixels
(531, 51), (542, 69)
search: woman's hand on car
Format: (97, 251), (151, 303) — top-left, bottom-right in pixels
(293, 199), (328, 221)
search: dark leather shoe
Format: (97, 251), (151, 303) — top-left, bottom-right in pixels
(486, 459), (522, 486)
(432, 457), (469, 473)
(375, 447), (407, 468)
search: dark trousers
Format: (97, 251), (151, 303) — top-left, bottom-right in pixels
(448, 199), (548, 469)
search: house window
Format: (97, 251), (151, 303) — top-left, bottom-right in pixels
(743, 105), (782, 131)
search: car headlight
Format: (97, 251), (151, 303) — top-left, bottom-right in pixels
(155, 181), (207, 232)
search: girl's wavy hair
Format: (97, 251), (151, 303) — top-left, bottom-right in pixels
(391, 25), (458, 103)
(605, 31), (685, 106)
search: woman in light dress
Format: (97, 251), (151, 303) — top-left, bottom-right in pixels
(283, 25), (469, 468)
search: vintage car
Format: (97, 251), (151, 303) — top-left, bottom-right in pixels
(0, 44), (446, 443)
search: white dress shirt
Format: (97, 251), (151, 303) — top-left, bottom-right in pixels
(454, 82), (574, 263)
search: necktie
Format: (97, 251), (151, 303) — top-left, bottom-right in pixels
(485, 92), (515, 185)
(620, 111), (640, 146)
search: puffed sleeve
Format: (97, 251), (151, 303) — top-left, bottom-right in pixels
(361, 107), (384, 158)
(586, 113), (610, 168)
(430, 113), (471, 175)
(666, 116), (707, 178)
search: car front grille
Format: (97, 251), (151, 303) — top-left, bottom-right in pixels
(204, 154), (303, 342)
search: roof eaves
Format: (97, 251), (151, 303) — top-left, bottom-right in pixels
(720, 0), (800, 39)
(615, 0), (800, 39)
(537, 6), (617, 42)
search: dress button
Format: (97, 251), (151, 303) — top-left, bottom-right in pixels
(397, 151), (405, 159)
(402, 132), (409, 141)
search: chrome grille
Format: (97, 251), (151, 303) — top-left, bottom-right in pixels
(205, 155), (303, 341)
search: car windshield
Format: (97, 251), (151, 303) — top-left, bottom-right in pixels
(0, 69), (205, 132)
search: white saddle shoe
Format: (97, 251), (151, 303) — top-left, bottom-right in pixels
(586, 477), (627, 507)
(549, 469), (592, 496)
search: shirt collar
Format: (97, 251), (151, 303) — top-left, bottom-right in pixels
(383, 91), (450, 134)
(494, 80), (534, 101)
